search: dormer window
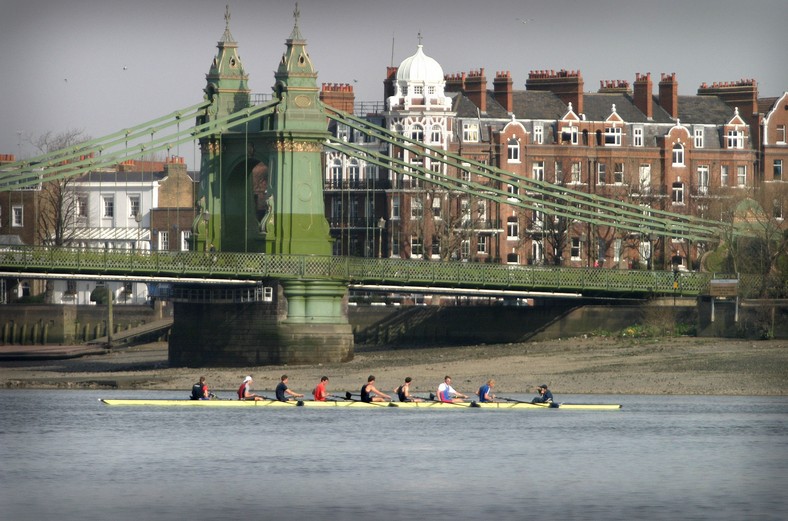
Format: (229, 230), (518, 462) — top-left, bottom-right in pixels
(694, 127), (704, 148)
(727, 130), (743, 149)
(534, 125), (544, 145)
(561, 126), (578, 145)
(604, 127), (622, 146)
(463, 123), (479, 142)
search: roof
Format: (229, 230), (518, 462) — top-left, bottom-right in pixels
(677, 95), (736, 125)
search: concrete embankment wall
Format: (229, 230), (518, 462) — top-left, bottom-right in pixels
(0, 304), (166, 345)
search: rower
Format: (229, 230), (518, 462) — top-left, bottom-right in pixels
(313, 376), (329, 401)
(191, 376), (210, 400)
(238, 376), (263, 401)
(361, 375), (391, 403)
(476, 379), (496, 402)
(437, 376), (467, 403)
(394, 377), (422, 402)
(275, 375), (304, 402)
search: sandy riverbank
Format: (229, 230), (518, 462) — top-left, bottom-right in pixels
(2, 336), (787, 396)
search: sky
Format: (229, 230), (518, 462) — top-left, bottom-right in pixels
(1, 0), (786, 169)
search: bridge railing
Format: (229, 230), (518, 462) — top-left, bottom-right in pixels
(0, 245), (751, 297)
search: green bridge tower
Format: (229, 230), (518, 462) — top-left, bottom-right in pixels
(169, 7), (353, 367)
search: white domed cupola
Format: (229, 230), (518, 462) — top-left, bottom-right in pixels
(388, 44), (451, 111)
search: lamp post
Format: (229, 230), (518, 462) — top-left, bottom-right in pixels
(377, 217), (385, 258)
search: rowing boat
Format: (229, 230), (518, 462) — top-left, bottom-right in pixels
(100, 399), (621, 410)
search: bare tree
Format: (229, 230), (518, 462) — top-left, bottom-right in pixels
(28, 129), (90, 302)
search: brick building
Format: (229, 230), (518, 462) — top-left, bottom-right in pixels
(321, 45), (787, 271)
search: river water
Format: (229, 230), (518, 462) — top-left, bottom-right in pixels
(1, 390), (786, 521)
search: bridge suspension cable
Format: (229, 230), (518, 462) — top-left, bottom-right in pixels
(0, 99), (280, 191)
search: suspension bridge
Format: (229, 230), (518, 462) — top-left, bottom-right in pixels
(0, 9), (737, 365)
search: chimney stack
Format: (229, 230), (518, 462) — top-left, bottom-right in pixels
(444, 72), (466, 93)
(697, 78), (758, 129)
(633, 73), (653, 119)
(383, 67), (398, 100)
(465, 68), (487, 113)
(320, 83), (356, 113)
(493, 71), (513, 112)
(658, 73), (678, 119)
(526, 69), (584, 115)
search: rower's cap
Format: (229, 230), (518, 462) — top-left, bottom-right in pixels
(243, 376), (253, 383)
(538, 384), (548, 389)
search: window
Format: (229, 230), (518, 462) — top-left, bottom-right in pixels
(12, 205), (23, 227)
(65, 280), (77, 295)
(129, 195), (140, 218)
(330, 158), (342, 187)
(774, 199), (783, 220)
(532, 207), (544, 227)
(461, 198), (471, 224)
(534, 125), (543, 144)
(531, 241), (543, 264)
(392, 235), (400, 256)
(672, 144), (684, 166)
(431, 237), (440, 258)
(411, 199), (423, 220)
(507, 252), (520, 264)
(697, 165), (709, 194)
(737, 166), (747, 186)
(431, 197), (441, 219)
(721, 165), (729, 186)
(613, 239), (622, 262)
(639, 164), (651, 192)
(181, 231), (191, 251)
(330, 199), (342, 222)
(391, 195), (400, 220)
(411, 124), (424, 142)
(727, 130), (743, 149)
(77, 196), (87, 217)
(463, 123), (479, 142)
(103, 196), (114, 218)
(410, 236), (423, 258)
(604, 126), (622, 146)
(461, 162), (471, 183)
(774, 160), (783, 181)
(570, 238), (581, 261)
(672, 182), (684, 204)
(348, 160), (360, 186)
(694, 127), (704, 148)
(570, 162), (581, 184)
(532, 161), (544, 181)
(614, 163), (624, 184)
(431, 125), (442, 144)
(633, 126), (644, 147)
(507, 217), (518, 239)
(413, 85), (423, 95)
(507, 138), (520, 162)
(561, 126), (578, 145)
(477, 235), (488, 255)
(427, 86), (435, 95)
(597, 163), (607, 184)
(777, 125), (786, 144)
(554, 161), (563, 183)
(158, 231), (169, 251)
(507, 183), (518, 199)
(461, 240), (470, 260)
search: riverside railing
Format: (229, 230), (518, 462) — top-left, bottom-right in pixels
(0, 245), (761, 297)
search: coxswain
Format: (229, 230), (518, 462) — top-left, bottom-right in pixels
(531, 384), (555, 405)
(191, 376), (210, 400)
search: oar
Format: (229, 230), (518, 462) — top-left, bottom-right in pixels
(428, 393), (480, 407)
(337, 392), (392, 407)
(500, 396), (558, 408)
